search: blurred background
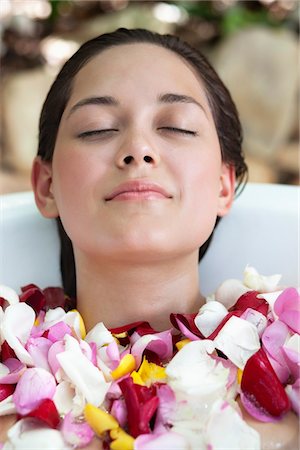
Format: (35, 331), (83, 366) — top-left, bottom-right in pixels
(0, 0), (299, 194)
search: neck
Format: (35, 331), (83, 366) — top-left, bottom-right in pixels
(75, 252), (204, 332)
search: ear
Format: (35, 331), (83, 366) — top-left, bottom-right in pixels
(31, 156), (59, 218)
(217, 163), (236, 217)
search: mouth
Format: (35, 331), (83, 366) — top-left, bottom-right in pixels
(105, 180), (173, 202)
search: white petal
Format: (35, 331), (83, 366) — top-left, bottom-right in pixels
(205, 399), (260, 450)
(53, 381), (75, 416)
(215, 279), (248, 309)
(3, 418), (72, 449)
(56, 335), (111, 407)
(2, 303), (34, 365)
(194, 301), (228, 337)
(243, 266), (281, 293)
(213, 316), (260, 369)
(0, 285), (19, 306)
(166, 341), (229, 408)
(0, 394), (17, 416)
(85, 322), (115, 348)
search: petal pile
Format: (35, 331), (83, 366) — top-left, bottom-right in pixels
(0, 269), (298, 450)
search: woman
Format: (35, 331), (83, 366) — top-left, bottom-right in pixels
(1, 28), (297, 448)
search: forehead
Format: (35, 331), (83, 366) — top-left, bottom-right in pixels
(67, 43), (211, 111)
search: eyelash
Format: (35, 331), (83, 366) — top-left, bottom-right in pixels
(77, 127), (198, 139)
(159, 127), (198, 136)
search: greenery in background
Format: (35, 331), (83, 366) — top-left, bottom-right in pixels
(174, 1), (298, 36)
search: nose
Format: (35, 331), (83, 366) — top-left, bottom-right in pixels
(115, 128), (160, 169)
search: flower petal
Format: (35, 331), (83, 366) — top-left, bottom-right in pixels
(13, 367), (56, 415)
(243, 266), (281, 292)
(213, 316), (260, 369)
(4, 418), (72, 449)
(274, 288), (300, 333)
(56, 335), (111, 406)
(241, 348), (290, 417)
(61, 411), (94, 447)
(194, 301), (228, 338)
(134, 431), (188, 450)
(2, 303), (35, 365)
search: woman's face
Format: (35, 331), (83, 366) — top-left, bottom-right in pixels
(36, 43), (234, 263)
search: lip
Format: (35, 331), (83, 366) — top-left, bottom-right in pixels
(105, 180), (173, 201)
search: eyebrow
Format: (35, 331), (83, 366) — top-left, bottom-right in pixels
(67, 92), (207, 118)
(158, 93), (207, 115)
(67, 96), (119, 117)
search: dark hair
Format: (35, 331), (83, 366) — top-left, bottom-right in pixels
(37, 28), (247, 299)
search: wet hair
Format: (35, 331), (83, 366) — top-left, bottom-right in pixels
(37, 28), (247, 299)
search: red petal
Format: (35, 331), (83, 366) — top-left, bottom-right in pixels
(0, 383), (15, 401)
(43, 287), (75, 311)
(24, 398), (60, 428)
(110, 321), (155, 336)
(119, 377), (159, 437)
(119, 377), (141, 437)
(229, 291), (268, 316)
(20, 286), (45, 316)
(1, 341), (16, 361)
(170, 313), (203, 338)
(241, 348), (290, 417)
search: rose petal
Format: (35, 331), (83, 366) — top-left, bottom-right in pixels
(286, 378), (300, 415)
(194, 301), (228, 338)
(213, 316), (260, 369)
(56, 335), (111, 406)
(274, 288), (300, 333)
(206, 399), (261, 449)
(4, 418), (72, 449)
(61, 411), (94, 446)
(26, 337), (52, 372)
(243, 266), (281, 292)
(13, 367), (56, 415)
(2, 303), (35, 365)
(0, 285), (19, 307)
(24, 398), (60, 428)
(241, 348), (290, 417)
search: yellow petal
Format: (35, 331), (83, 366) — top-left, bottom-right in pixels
(84, 404), (119, 436)
(70, 309), (86, 339)
(111, 354), (136, 380)
(131, 370), (145, 386)
(137, 357), (166, 385)
(176, 338), (191, 351)
(237, 368), (243, 385)
(110, 427), (135, 450)
(113, 331), (128, 339)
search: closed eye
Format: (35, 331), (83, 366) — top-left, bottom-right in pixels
(158, 127), (198, 136)
(77, 129), (119, 139)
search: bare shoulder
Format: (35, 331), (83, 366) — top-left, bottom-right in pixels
(0, 415), (17, 443)
(243, 408), (299, 450)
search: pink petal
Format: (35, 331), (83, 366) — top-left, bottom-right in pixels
(131, 331), (173, 367)
(274, 288), (300, 333)
(26, 337), (52, 372)
(0, 358), (26, 384)
(240, 392), (281, 423)
(265, 354), (290, 384)
(282, 347), (300, 381)
(47, 321), (72, 343)
(240, 308), (267, 337)
(155, 384), (176, 429)
(262, 320), (289, 364)
(48, 341), (65, 376)
(106, 341), (121, 362)
(61, 411), (94, 447)
(13, 367), (56, 414)
(110, 398), (127, 427)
